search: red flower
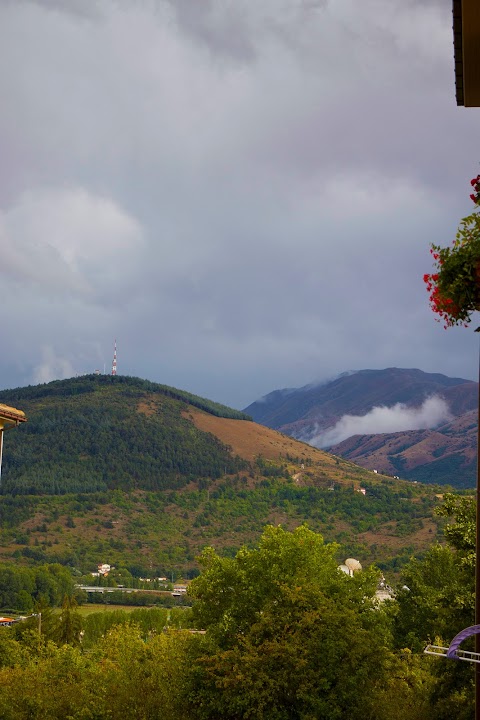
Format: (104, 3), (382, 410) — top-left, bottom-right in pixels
(425, 171), (480, 329)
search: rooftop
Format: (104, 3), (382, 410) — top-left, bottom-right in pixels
(453, 0), (480, 106)
(0, 403), (27, 428)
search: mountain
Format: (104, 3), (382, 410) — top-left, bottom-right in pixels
(0, 374), (445, 575)
(0, 374), (252, 495)
(244, 368), (478, 488)
(330, 410), (477, 487)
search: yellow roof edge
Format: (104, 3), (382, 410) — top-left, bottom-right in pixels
(0, 403), (27, 422)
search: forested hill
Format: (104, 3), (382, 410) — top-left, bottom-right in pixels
(0, 375), (251, 495)
(0, 374), (448, 575)
(0, 375), (252, 421)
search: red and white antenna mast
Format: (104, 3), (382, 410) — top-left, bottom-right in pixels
(111, 339), (117, 376)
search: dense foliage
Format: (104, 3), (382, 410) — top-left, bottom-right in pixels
(0, 475), (440, 576)
(0, 510), (476, 719)
(0, 374), (252, 420)
(188, 526), (392, 719)
(0, 375), (248, 494)
(391, 493), (476, 720)
(0, 563), (73, 612)
(0, 506), (473, 720)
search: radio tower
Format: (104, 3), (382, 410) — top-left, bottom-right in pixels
(111, 339), (117, 376)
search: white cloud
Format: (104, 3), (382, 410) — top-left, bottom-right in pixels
(310, 395), (452, 448)
(33, 345), (75, 385)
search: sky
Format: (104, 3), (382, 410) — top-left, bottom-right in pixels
(1, 0), (479, 411)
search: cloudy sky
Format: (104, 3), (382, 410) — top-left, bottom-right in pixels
(1, 0), (479, 410)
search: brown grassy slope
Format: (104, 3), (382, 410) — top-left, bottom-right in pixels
(187, 409), (371, 485)
(189, 411), (332, 462)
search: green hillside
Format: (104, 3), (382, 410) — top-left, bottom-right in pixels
(0, 375), (250, 495)
(0, 375), (449, 577)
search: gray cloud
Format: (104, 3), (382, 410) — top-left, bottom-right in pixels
(11, 0), (102, 19)
(0, 186), (145, 301)
(0, 0), (477, 408)
(164, 0), (258, 62)
(33, 345), (76, 385)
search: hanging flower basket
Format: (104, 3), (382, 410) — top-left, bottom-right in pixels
(424, 175), (480, 328)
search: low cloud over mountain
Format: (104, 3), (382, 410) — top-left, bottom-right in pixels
(310, 395), (451, 448)
(245, 368), (478, 487)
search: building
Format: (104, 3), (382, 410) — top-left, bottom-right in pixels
(453, 0), (480, 106)
(172, 584), (188, 596)
(0, 403), (27, 483)
(0, 617), (15, 627)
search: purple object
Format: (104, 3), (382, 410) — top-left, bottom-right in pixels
(446, 625), (480, 659)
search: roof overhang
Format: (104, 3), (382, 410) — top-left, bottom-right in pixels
(454, 0), (480, 106)
(0, 403), (27, 430)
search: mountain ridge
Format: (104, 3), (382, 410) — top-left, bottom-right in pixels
(244, 368), (478, 488)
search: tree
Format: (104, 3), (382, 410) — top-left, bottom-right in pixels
(393, 493), (475, 650)
(13, 594), (57, 642)
(188, 525), (395, 719)
(15, 589), (33, 613)
(392, 494), (475, 720)
(393, 543), (473, 651)
(54, 594), (83, 646)
(0, 630), (29, 669)
(91, 623), (203, 720)
(0, 642), (98, 720)
(192, 583), (395, 720)
(190, 525), (379, 643)
(436, 493), (475, 563)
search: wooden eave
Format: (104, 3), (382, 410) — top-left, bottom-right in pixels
(453, 0), (480, 107)
(0, 403), (27, 428)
